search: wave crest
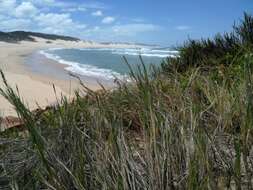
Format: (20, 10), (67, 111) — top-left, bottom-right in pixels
(39, 50), (124, 80)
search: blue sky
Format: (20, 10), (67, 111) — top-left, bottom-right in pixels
(0, 0), (252, 46)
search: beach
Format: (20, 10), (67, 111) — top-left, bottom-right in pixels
(0, 37), (138, 117)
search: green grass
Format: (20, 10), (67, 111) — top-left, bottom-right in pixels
(0, 13), (253, 189)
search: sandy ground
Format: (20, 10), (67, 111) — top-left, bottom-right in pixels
(0, 36), (138, 117)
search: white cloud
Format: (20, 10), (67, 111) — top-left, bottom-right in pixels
(94, 26), (100, 30)
(78, 2), (106, 9)
(175, 25), (191, 31)
(0, 1), (158, 43)
(28, 0), (106, 10)
(102, 16), (115, 24)
(35, 13), (70, 26)
(76, 6), (86, 12)
(0, 18), (31, 31)
(28, 0), (66, 7)
(0, 1), (87, 35)
(112, 24), (159, 36)
(0, 1), (35, 32)
(62, 6), (86, 12)
(92, 10), (102, 16)
(34, 13), (86, 34)
(28, 1), (106, 13)
(0, 0), (16, 13)
(0, 14), (7, 21)
(81, 23), (161, 42)
(32, 0), (54, 4)
(15, 2), (38, 17)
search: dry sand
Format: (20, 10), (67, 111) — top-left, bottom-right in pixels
(0, 36), (138, 117)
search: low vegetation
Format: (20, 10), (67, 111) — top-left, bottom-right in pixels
(0, 13), (253, 189)
(0, 31), (80, 43)
(162, 13), (253, 74)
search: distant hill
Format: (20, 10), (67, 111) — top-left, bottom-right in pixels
(0, 31), (80, 43)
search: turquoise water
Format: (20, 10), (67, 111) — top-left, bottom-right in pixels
(39, 47), (178, 80)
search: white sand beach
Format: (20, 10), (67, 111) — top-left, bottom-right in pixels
(0, 37), (138, 117)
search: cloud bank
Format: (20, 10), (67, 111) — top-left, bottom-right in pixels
(0, 0), (163, 43)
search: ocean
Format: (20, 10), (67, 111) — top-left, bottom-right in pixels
(38, 47), (178, 81)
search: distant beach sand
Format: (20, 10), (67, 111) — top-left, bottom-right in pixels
(0, 37), (138, 117)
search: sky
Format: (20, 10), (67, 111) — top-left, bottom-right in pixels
(0, 0), (252, 46)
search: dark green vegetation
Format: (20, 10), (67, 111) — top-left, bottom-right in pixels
(162, 13), (253, 74)
(0, 31), (79, 43)
(0, 13), (253, 189)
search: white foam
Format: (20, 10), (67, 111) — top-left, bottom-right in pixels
(112, 51), (177, 58)
(78, 47), (179, 58)
(47, 47), (65, 51)
(140, 53), (177, 58)
(38, 47), (178, 80)
(150, 50), (179, 54)
(39, 50), (124, 80)
(78, 48), (117, 51)
(110, 48), (178, 58)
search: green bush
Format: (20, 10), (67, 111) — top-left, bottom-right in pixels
(162, 13), (253, 74)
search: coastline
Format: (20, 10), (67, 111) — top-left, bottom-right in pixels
(25, 51), (117, 93)
(0, 37), (139, 117)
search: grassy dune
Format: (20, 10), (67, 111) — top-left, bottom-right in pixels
(0, 13), (253, 189)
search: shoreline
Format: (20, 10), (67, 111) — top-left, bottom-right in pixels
(25, 50), (117, 93)
(0, 37), (138, 118)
